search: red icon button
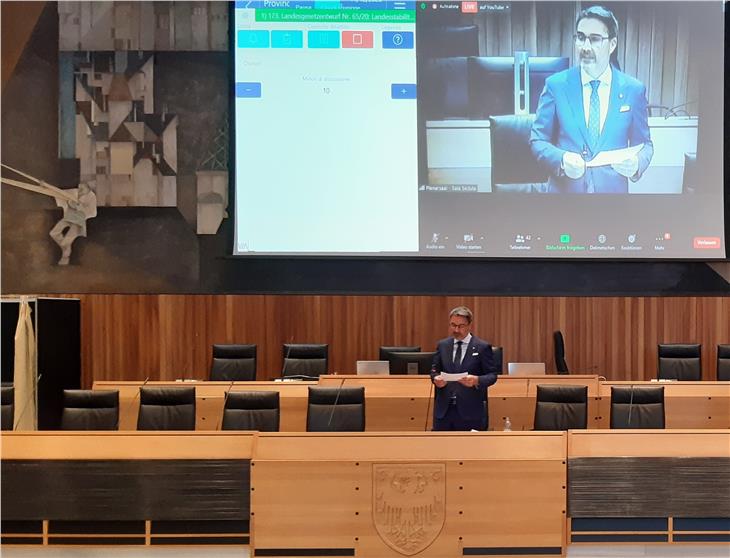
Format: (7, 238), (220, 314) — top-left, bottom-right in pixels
(342, 31), (373, 49)
(693, 237), (721, 249)
(462, 1), (478, 13)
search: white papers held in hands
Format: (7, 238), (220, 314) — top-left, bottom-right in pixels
(437, 372), (467, 382)
(586, 143), (644, 168)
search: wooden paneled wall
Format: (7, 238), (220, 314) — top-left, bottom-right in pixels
(50, 295), (730, 387)
(476, 1), (702, 115)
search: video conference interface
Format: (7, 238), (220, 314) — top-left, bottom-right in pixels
(233, 1), (726, 258)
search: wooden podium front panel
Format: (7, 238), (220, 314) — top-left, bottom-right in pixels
(251, 432), (566, 557)
(595, 382), (730, 428)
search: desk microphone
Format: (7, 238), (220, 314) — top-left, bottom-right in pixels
(326, 377), (346, 429)
(13, 373), (42, 431)
(282, 340), (294, 378)
(424, 365), (437, 432)
(626, 383), (635, 427)
(217, 379), (236, 431)
(117, 376), (150, 430)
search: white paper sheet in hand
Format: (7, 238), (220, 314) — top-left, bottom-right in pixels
(438, 372), (468, 382)
(585, 143), (644, 167)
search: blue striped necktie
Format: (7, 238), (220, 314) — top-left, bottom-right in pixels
(587, 79), (601, 152)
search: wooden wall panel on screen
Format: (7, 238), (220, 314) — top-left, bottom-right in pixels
(58, 295), (730, 387)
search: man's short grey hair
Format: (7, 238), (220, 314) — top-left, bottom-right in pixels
(449, 306), (473, 324)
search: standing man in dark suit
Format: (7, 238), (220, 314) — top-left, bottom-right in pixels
(431, 306), (498, 431)
(530, 5), (653, 193)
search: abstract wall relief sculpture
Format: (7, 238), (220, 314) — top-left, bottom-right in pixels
(69, 52), (178, 209)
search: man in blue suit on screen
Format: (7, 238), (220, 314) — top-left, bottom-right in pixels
(431, 306), (498, 431)
(530, 5), (653, 193)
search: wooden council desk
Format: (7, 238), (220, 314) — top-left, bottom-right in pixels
(3, 430), (728, 553)
(94, 376), (730, 432)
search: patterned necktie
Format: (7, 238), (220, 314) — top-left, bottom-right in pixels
(454, 341), (463, 367)
(587, 79), (601, 152)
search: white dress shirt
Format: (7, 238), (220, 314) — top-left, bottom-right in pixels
(452, 333), (472, 364)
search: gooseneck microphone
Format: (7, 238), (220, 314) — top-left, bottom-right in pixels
(116, 376), (150, 430)
(217, 379), (237, 431)
(13, 373), (42, 431)
(326, 377), (346, 429)
(424, 364), (437, 431)
(626, 383), (635, 427)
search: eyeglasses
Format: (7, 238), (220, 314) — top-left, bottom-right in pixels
(574, 32), (610, 48)
(449, 322), (469, 329)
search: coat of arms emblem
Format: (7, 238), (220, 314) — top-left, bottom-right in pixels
(373, 463), (446, 555)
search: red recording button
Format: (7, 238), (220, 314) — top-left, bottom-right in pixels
(693, 237), (721, 249)
(462, 1), (478, 13)
(342, 31), (373, 49)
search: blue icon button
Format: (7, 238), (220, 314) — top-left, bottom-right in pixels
(237, 30), (270, 48)
(236, 82), (262, 98)
(308, 30), (340, 49)
(382, 31), (414, 49)
(271, 30), (303, 48)
(391, 84), (417, 99)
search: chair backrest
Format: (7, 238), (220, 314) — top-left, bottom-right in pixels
(657, 343), (701, 381)
(492, 346), (504, 375)
(61, 390), (119, 430)
(210, 344), (257, 381)
(489, 114), (547, 191)
(534, 384), (587, 430)
(222, 391), (279, 431)
(717, 344), (730, 381)
(378, 346), (421, 361)
(282, 358), (328, 378)
(1, 386), (14, 431)
(610, 386), (665, 429)
(137, 387), (196, 430)
(307, 386), (365, 432)
(282, 344), (328, 376)
(554, 331), (569, 374)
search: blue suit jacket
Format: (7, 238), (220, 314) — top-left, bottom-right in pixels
(530, 66), (653, 193)
(430, 336), (498, 425)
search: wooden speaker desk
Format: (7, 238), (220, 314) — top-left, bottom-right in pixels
(251, 431), (567, 557)
(595, 381), (730, 428)
(488, 375), (601, 431)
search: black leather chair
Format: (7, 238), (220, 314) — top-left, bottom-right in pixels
(61, 390), (119, 430)
(657, 344), (701, 381)
(717, 345), (730, 381)
(306, 386), (365, 432)
(488, 114), (548, 193)
(533, 385), (587, 430)
(210, 344), (257, 382)
(1, 385), (14, 431)
(222, 391), (279, 432)
(492, 346), (504, 375)
(554, 331), (569, 374)
(282, 344), (328, 378)
(610, 386), (665, 429)
(137, 387), (196, 430)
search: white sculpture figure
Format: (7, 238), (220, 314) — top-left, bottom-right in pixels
(48, 182), (97, 265)
(1, 164), (97, 265)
